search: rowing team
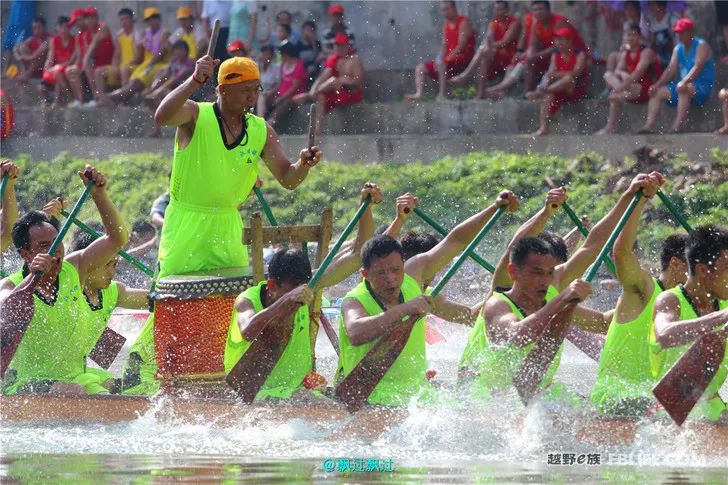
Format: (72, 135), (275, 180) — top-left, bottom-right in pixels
(1, 161), (727, 423)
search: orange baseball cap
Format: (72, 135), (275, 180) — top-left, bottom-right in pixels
(177, 6), (193, 19)
(227, 39), (246, 53)
(84, 7), (98, 17)
(673, 18), (694, 33)
(218, 56), (260, 85)
(329, 4), (344, 15)
(144, 7), (161, 20)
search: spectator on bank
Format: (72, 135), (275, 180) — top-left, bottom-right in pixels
(716, 88), (728, 134)
(275, 23), (296, 46)
(603, 1), (643, 80)
(170, 6), (198, 59)
(126, 220), (158, 263)
(276, 10), (302, 45)
(64, 8), (90, 106)
(451, 1), (520, 99)
(293, 33), (364, 135)
(266, 41), (307, 127)
(95, 8), (143, 108)
(256, 45), (281, 117)
(143, 40), (194, 137)
(68, 8), (115, 107)
(13, 16), (49, 82)
(40, 16), (75, 107)
(227, 39), (248, 57)
(107, 7), (170, 107)
(525, 27), (588, 136)
(644, 0), (682, 68)
(406, 1), (476, 102)
(638, 18), (715, 134)
(150, 187), (170, 231)
(718, 1), (728, 64)
(201, 0), (231, 60)
(229, 0), (258, 54)
(485, 1), (588, 100)
(299, 20), (324, 87)
(596, 24), (660, 134)
(322, 4), (355, 56)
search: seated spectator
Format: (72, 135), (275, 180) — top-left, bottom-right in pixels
(485, 1), (588, 100)
(227, 39), (248, 57)
(266, 41), (307, 127)
(638, 18), (715, 134)
(525, 27), (588, 136)
(12, 16), (50, 82)
(596, 24), (660, 134)
(406, 1), (476, 101)
(40, 16), (75, 107)
(143, 40), (194, 137)
(293, 33), (364, 135)
(95, 8), (143, 108)
(322, 4), (355, 56)
(169, 6), (198, 59)
(67, 8), (115, 107)
(299, 20), (324, 87)
(64, 8), (89, 107)
(256, 45), (280, 117)
(715, 87), (728, 134)
(603, 1), (643, 85)
(645, 0), (682, 69)
(229, 0), (258, 54)
(275, 10), (302, 45)
(275, 23), (296, 46)
(107, 7), (170, 106)
(451, 1), (520, 99)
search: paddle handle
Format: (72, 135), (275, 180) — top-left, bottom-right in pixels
(254, 187), (279, 226)
(413, 207), (496, 273)
(309, 196), (371, 289)
(308, 104), (316, 149)
(207, 19), (221, 57)
(657, 190), (693, 233)
(48, 182), (94, 259)
(430, 205), (506, 296)
(0, 173), (8, 204)
(583, 191), (642, 283)
(562, 202), (617, 276)
(61, 209), (154, 277)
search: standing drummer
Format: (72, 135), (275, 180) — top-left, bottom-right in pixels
(121, 53), (322, 396)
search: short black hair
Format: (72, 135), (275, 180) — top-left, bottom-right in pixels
(172, 40), (190, 54)
(70, 222), (104, 252)
(302, 20), (317, 31)
(624, 1), (641, 12)
(539, 232), (568, 263)
(532, 1), (551, 10)
(33, 16), (47, 28)
(118, 8), (134, 17)
(510, 237), (554, 268)
(278, 40), (299, 57)
(12, 210), (60, 252)
(685, 225), (728, 275)
(58, 16), (70, 26)
(624, 22), (641, 34)
(660, 233), (688, 271)
(361, 235), (404, 270)
(268, 248), (312, 286)
(277, 23), (292, 35)
(276, 10), (292, 22)
(259, 44), (275, 55)
(132, 220), (155, 235)
(399, 231), (441, 261)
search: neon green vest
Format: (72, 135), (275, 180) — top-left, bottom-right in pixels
(158, 102), (267, 278)
(337, 274), (430, 406)
(649, 286), (728, 421)
(591, 278), (663, 412)
(80, 282), (119, 356)
(3, 262), (108, 395)
(224, 282), (312, 400)
(458, 286), (562, 398)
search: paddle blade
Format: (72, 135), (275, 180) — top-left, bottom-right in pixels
(88, 328), (127, 369)
(652, 329), (727, 426)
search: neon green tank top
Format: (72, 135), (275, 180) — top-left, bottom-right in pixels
(79, 282), (119, 355)
(224, 281), (312, 400)
(158, 102), (267, 278)
(3, 262), (91, 394)
(337, 273), (429, 406)
(458, 286), (562, 398)
(649, 287), (728, 420)
(591, 278), (663, 412)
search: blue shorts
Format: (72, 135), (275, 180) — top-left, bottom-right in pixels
(666, 80), (713, 107)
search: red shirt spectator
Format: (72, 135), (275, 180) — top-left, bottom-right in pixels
(425, 12), (476, 80)
(488, 13), (519, 79)
(277, 58), (307, 97)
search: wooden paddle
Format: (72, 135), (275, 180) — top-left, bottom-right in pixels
(514, 191), (644, 405)
(226, 196), (372, 402)
(336, 205), (508, 412)
(653, 324), (728, 426)
(0, 177), (95, 376)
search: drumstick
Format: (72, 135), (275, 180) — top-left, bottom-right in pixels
(207, 19), (221, 58)
(308, 104), (316, 150)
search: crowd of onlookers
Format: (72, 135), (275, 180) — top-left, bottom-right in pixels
(3, 1), (728, 136)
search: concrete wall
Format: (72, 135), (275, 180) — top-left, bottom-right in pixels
(6, 1), (724, 70)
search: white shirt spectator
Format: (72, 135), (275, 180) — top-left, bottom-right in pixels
(202, 0), (232, 28)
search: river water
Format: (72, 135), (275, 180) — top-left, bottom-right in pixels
(2, 313), (727, 483)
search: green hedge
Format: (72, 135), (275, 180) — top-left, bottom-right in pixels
(10, 148), (728, 266)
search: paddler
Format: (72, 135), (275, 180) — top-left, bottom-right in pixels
(591, 172), (692, 415)
(652, 225), (728, 421)
(122, 52), (322, 396)
(0, 167), (129, 395)
(337, 191), (520, 407)
(225, 183), (382, 400)
(1, 160), (20, 252)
